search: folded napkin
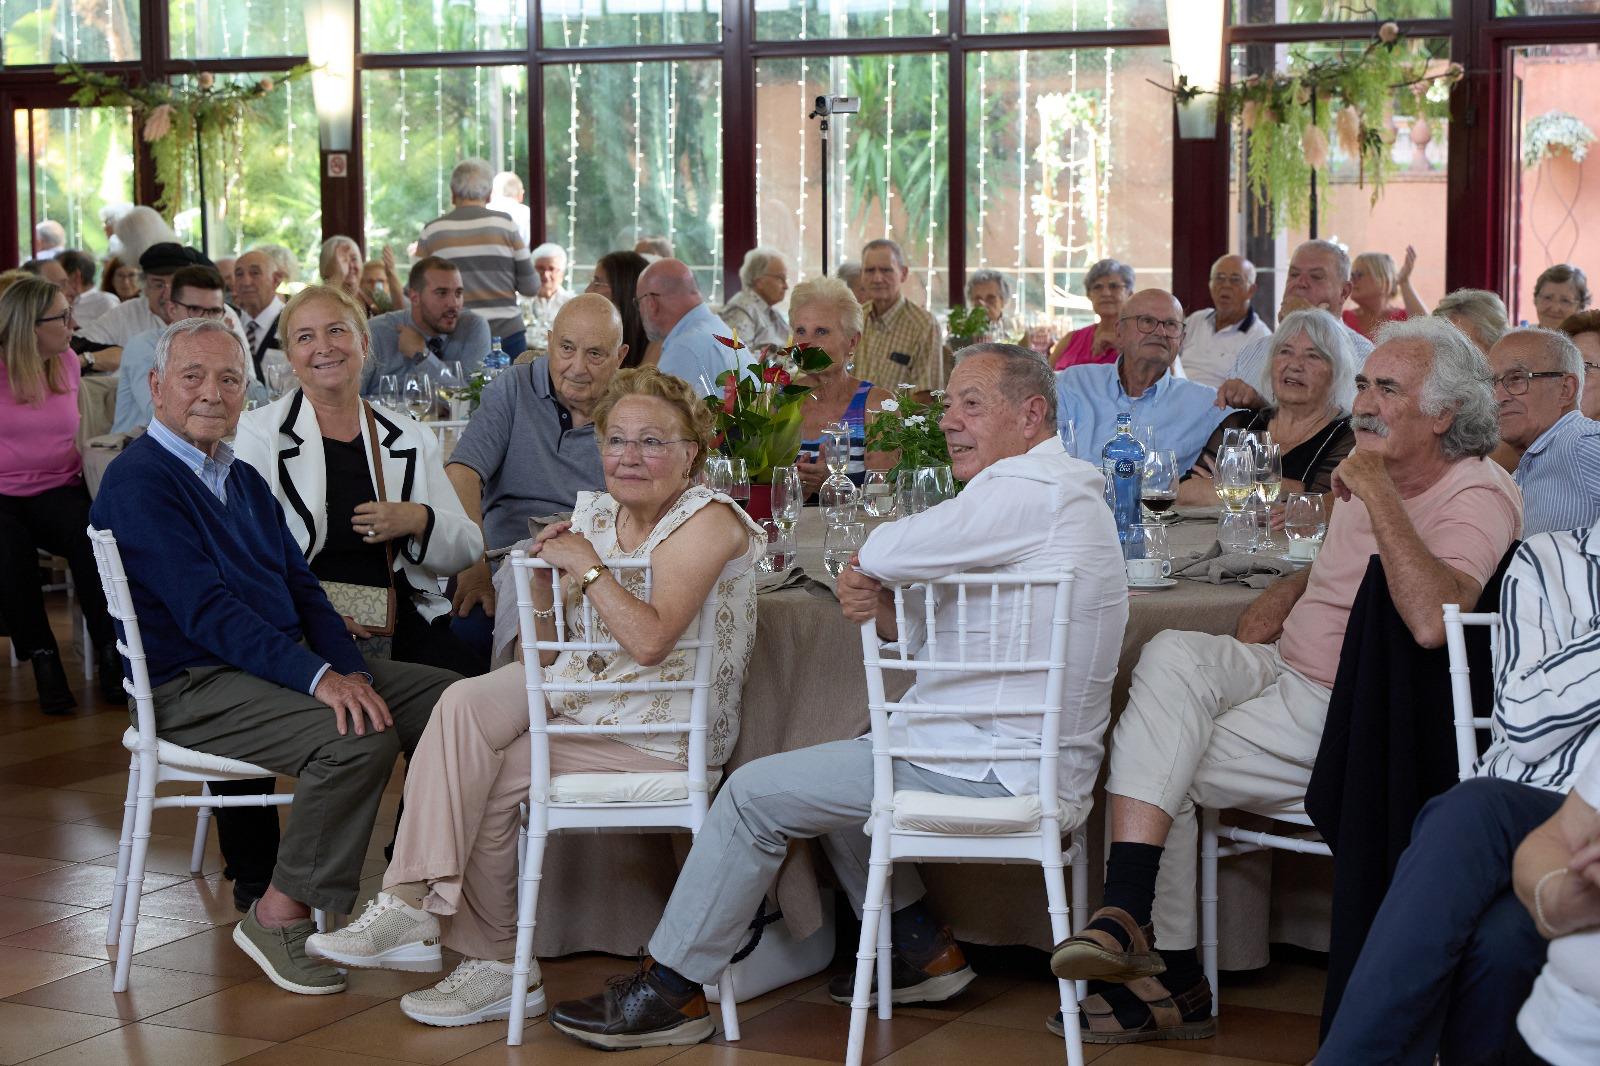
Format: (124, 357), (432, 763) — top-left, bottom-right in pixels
(758, 566), (836, 600)
(1173, 542), (1290, 589)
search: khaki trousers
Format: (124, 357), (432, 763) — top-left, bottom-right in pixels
(1105, 630), (1330, 951)
(384, 662), (679, 961)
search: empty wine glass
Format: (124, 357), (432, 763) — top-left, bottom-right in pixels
(861, 469), (896, 518)
(402, 372), (434, 421)
(1215, 445), (1255, 513)
(823, 520), (867, 579)
(823, 423), (852, 476)
(1141, 449), (1178, 520)
(1284, 492), (1328, 560)
(820, 475), (860, 525)
(704, 456), (733, 495)
(376, 373), (400, 411)
(770, 466), (802, 530)
(265, 362), (296, 400)
(915, 466), (955, 509)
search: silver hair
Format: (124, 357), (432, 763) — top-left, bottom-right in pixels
(1374, 316), (1501, 460)
(1297, 239), (1352, 283)
(1431, 288), (1509, 351)
(1083, 258), (1135, 294)
(966, 268), (1012, 302)
(1497, 326), (1587, 406)
(1256, 308), (1358, 413)
(962, 342), (1057, 425)
(491, 171), (524, 200)
(529, 242), (568, 265)
(152, 317), (247, 379)
(449, 158), (494, 201)
(113, 206), (178, 266)
(835, 260), (862, 283)
(1211, 254), (1257, 285)
(34, 219), (65, 248)
(861, 238), (906, 269)
(254, 243), (298, 283)
(738, 246), (787, 289)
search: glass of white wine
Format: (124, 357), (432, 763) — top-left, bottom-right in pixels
(402, 372), (434, 421)
(1214, 445), (1255, 513)
(823, 520), (867, 579)
(770, 466), (802, 530)
(436, 360), (469, 419)
(1253, 442), (1284, 548)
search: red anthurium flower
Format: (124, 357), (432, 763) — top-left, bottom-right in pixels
(761, 366), (791, 386)
(713, 334), (746, 350)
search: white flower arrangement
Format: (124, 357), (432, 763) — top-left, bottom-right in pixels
(877, 398), (899, 413)
(1523, 110), (1596, 168)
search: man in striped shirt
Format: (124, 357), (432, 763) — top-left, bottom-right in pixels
(1489, 327), (1600, 536)
(1320, 523), (1600, 1062)
(415, 158), (537, 358)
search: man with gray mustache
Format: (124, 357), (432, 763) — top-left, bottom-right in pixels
(1049, 316), (1523, 1041)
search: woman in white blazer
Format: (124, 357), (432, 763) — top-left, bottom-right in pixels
(234, 283), (484, 676)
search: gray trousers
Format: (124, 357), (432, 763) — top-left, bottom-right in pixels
(647, 738), (1010, 984)
(152, 659), (456, 913)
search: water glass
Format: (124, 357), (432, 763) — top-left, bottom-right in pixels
(823, 520), (867, 579)
(1141, 449), (1178, 520)
(437, 360), (470, 419)
(770, 466), (802, 529)
(820, 475), (860, 524)
(1217, 510), (1257, 554)
(916, 466), (956, 507)
(726, 456), (751, 505)
(1284, 492), (1328, 560)
(861, 469), (896, 518)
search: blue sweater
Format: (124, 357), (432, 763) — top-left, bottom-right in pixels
(90, 434), (365, 693)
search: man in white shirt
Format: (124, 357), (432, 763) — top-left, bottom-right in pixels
(231, 248), (288, 379)
(487, 171), (532, 249)
(545, 344), (1130, 1050)
(57, 250), (119, 325)
(527, 241), (575, 326)
(79, 242), (211, 348)
(1173, 254), (1271, 387)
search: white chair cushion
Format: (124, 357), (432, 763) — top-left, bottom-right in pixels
(889, 789), (1044, 835)
(550, 768), (723, 804)
(121, 727), (277, 779)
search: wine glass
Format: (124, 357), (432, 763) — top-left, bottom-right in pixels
(1141, 449), (1178, 520)
(1217, 510), (1257, 554)
(704, 456), (733, 495)
(915, 466), (955, 509)
(726, 456), (751, 506)
(820, 476), (860, 525)
(436, 360), (468, 419)
(770, 466), (802, 530)
(402, 372), (434, 421)
(1252, 442), (1284, 548)
(763, 518), (796, 573)
(861, 469), (896, 518)
(265, 362), (295, 400)
(1284, 492), (1328, 561)
(1214, 445), (1255, 513)
(376, 373), (400, 411)
(1058, 417), (1077, 458)
(823, 520), (867, 579)
(823, 423), (852, 477)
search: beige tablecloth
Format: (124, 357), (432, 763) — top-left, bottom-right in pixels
(529, 507), (1327, 971)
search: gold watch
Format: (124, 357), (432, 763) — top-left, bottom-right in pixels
(577, 564), (608, 595)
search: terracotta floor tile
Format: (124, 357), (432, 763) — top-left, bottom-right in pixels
(705, 1000), (942, 1063)
(337, 963), (452, 1000)
(0, 860), (186, 908)
(292, 1000), (509, 1064)
(794, 968), (1019, 1022)
(1, 907), (211, 960)
(86, 832), (223, 878)
(0, 815), (65, 838)
(74, 803), (207, 837)
(1093, 1046), (1275, 1065)
(668, 1046), (847, 1065)
(0, 898), (86, 940)
(5, 961), (246, 1020)
(874, 1019), (1116, 1065)
(441, 1021), (685, 1066)
(231, 1045), (399, 1066)
(954, 973), (1075, 1033)
(0, 757), (122, 791)
(1217, 961), (1327, 1018)
(0, 946), (103, 998)
(0, 855), (72, 888)
(143, 977), (385, 1042)
(15, 1021), (271, 1066)
(0, 1000), (123, 1064)
(130, 925), (265, 979)
(1166, 1005), (1321, 1064)
(59, 769), (148, 797)
(0, 789), (125, 825)
(4, 824), (126, 864)
(130, 877), (242, 926)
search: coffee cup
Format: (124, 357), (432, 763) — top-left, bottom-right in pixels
(1288, 539), (1321, 561)
(1126, 557), (1171, 584)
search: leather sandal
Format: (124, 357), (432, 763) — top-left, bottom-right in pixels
(1080, 975), (1216, 1044)
(1048, 906), (1166, 983)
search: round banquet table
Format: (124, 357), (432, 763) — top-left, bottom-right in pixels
(526, 505), (1327, 974)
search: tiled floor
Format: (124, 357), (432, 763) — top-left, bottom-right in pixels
(2, 602), (1324, 1064)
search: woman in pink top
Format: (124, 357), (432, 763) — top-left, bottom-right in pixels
(1052, 258), (1133, 371)
(1343, 248), (1428, 340)
(0, 278), (119, 713)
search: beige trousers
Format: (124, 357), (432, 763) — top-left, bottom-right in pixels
(1104, 629), (1331, 951)
(384, 662), (680, 960)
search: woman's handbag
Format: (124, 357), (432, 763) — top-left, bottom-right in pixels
(320, 403), (398, 636)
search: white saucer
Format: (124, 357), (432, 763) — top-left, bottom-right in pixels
(1276, 553), (1316, 566)
(1127, 578), (1177, 590)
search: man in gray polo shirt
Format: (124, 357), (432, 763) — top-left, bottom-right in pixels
(445, 294), (627, 659)
(361, 256), (491, 395)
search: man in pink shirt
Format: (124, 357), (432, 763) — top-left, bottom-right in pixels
(1047, 317), (1522, 1042)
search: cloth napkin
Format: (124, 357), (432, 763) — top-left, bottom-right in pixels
(1173, 541), (1291, 589)
(758, 566), (836, 600)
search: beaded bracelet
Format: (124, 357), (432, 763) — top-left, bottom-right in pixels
(1534, 867), (1570, 938)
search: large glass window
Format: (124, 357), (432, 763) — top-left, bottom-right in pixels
(169, 0), (307, 59)
(363, 0), (525, 54)
(541, 1), (718, 49)
(15, 107), (134, 261)
(544, 59), (723, 301)
(1231, 1), (1450, 22)
(967, 0), (1164, 35)
(2, 0), (139, 64)
(756, 53), (950, 309)
(756, 0), (943, 41)
(363, 67), (530, 264)
(964, 46), (1172, 332)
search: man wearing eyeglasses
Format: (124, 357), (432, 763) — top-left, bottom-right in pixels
(1488, 327), (1600, 536)
(1056, 288), (1245, 473)
(112, 265), (252, 435)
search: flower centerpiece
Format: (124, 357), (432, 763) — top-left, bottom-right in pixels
(705, 334), (832, 486)
(863, 385), (951, 478)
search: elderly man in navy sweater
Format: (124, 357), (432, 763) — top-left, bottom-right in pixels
(90, 318), (456, 996)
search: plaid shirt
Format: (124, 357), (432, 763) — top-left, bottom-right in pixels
(857, 296), (945, 391)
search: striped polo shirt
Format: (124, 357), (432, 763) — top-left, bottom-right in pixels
(1478, 524), (1600, 792)
(1513, 409), (1600, 537)
(415, 206), (537, 339)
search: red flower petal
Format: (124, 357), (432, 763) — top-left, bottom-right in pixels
(713, 334), (746, 350)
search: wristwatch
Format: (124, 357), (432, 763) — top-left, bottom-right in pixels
(577, 564), (608, 595)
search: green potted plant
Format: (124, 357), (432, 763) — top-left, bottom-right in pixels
(706, 337), (832, 518)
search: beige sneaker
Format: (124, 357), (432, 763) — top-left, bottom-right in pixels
(400, 958), (546, 1028)
(306, 891), (442, 972)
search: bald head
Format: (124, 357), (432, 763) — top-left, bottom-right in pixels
(548, 293), (628, 417)
(636, 258), (704, 341)
(1116, 288), (1186, 378)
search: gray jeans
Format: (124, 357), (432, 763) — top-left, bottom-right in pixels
(647, 738), (1010, 984)
(152, 659), (456, 913)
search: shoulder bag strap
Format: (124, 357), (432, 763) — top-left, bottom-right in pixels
(362, 402), (397, 581)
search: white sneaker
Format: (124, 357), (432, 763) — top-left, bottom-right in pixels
(400, 958), (546, 1027)
(306, 892), (442, 972)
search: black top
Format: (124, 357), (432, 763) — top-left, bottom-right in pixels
(1245, 409), (1355, 495)
(312, 435), (393, 589)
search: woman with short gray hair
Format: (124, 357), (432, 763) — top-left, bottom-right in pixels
(1051, 257), (1134, 371)
(718, 246), (790, 351)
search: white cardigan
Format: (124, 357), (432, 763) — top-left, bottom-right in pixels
(234, 390), (483, 622)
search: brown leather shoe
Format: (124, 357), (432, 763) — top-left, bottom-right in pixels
(826, 925), (977, 1005)
(549, 958), (714, 1050)
(1075, 974), (1216, 1043)
(1048, 906), (1166, 983)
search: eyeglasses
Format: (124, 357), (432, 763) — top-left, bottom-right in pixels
(1119, 314), (1184, 337)
(35, 309), (73, 326)
(1491, 369), (1568, 395)
(633, 292), (662, 306)
(600, 436), (693, 459)
(172, 300), (227, 319)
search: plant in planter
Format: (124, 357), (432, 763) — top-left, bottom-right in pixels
(863, 386), (952, 479)
(1523, 110), (1596, 168)
(705, 337), (833, 484)
(947, 304), (993, 350)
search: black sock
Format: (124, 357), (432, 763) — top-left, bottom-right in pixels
(648, 961), (699, 997)
(889, 898), (942, 958)
(1156, 947), (1203, 992)
(1081, 841), (1163, 949)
